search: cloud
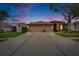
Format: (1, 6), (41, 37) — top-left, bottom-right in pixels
(10, 3), (33, 16)
(9, 3), (33, 23)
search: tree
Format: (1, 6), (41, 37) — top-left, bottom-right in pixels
(49, 3), (79, 32)
(0, 9), (9, 24)
(0, 9), (9, 32)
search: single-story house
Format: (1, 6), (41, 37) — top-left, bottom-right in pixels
(27, 21), (64, 32)
(0, 23), (27, 32)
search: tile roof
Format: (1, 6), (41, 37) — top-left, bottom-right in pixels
(27, 21), (64, 25)
(27, 21), (53, 25)
(49, 20), (64, 23)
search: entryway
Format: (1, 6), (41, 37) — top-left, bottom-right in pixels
(53, 24), (57, 31)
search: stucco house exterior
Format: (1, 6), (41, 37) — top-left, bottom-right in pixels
(27, 21), (64, 32)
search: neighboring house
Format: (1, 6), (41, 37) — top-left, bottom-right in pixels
(11, 23), (27, 32)
(27, 21), (64, 32)
(0, 23), (12, 32)
(71, 21), (79, 31)
(0, 23), (27, 32)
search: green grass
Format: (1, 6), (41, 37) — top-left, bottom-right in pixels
(55, 31), (79, 37)
(0, 32), (24, 38)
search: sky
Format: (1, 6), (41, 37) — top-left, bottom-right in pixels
(0, 3), (64, 23)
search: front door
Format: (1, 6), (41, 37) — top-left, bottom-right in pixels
(12, 26), (16, 32)
(53, 24), (57, 31)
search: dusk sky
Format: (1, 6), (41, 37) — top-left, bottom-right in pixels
(0, 3), (64, 23)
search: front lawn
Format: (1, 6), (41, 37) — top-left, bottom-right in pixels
(0, 32), (24, 38)
(55, 31), (79, 37)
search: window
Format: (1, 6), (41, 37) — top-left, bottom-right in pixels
(60, 25), (63, 30)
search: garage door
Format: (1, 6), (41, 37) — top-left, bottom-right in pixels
(29, 26), (43, 32)
(28, 25), (52, 32)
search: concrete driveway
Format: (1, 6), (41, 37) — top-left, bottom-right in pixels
(0, 32), (79, 56)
